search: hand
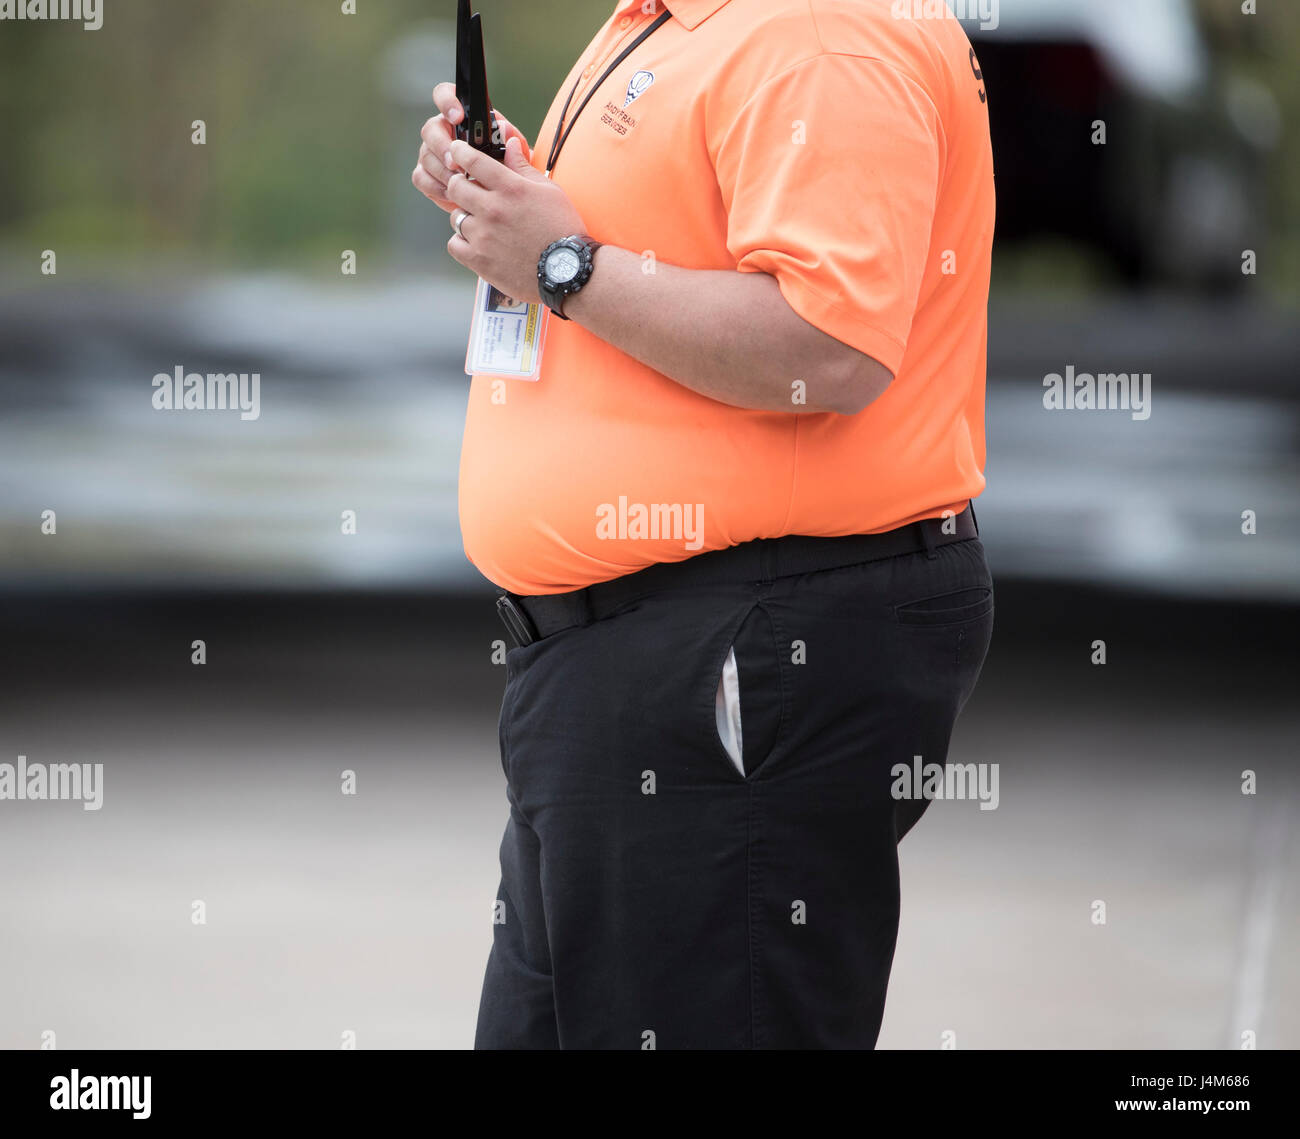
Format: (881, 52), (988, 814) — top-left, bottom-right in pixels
(411, 81), (528, 214)
(440, 137), (588, 306)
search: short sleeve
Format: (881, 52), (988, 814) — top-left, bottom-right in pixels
(713, 54), (942, 375)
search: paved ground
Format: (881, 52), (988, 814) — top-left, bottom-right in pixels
(1, 589), (1294, 1049)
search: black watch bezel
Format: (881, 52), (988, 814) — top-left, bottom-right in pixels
(537, 235), (601, 320)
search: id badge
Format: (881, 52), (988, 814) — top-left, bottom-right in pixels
(464, 278), (550, 381)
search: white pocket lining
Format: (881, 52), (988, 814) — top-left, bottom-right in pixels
(714, 646), (744, 776)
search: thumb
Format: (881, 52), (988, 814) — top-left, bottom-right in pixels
(504, 135), (543, 179)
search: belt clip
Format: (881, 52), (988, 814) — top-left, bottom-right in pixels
(496, 594), (538, 648)
(920, 519), (939, 560)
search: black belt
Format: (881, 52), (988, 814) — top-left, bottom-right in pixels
(496, 505), (980, 649)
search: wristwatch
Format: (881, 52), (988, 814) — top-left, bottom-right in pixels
(537, 235), (602, 320)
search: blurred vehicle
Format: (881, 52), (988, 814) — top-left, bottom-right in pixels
(964, 0), (1279, 289)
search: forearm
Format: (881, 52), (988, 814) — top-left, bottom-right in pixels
(424, 134), (890, 414)
(562, 246), (887, 414)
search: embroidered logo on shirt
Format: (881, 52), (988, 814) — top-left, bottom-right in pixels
(601, 100), (638, 136)
(624, 70), (655, 108)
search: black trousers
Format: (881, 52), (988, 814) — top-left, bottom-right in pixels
(475, 536), (993, 1049)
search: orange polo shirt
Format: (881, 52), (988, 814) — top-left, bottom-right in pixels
(458, 0), (995, 595)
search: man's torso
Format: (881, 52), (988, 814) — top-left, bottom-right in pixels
(458, 0), (995, 595)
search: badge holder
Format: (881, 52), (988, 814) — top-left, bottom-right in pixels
(465, 279), (550, 380)
(456, 0), (549, 381)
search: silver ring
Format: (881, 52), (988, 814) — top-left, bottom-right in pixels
(452, 210), (469, 240)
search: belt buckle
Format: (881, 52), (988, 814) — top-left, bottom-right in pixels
(496, 594), (538, 648)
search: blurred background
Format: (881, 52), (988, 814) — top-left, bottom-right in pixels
(0, 0), (1296, 1049)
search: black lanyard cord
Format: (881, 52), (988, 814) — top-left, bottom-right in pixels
(545, 8), (672, 175)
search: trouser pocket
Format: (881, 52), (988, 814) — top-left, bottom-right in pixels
(714, 646), (744, 775)
(894, 585), (994, 626)
(710, 601), (784, 780)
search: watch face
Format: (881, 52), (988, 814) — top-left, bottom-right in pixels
(546, 246), (582, 284)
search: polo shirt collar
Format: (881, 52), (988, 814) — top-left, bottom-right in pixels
(614, 0), (732, 32)
(664, 0), (732, 30)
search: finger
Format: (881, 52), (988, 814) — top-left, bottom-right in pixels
(448, 140), (513, 190)
(494, 114), (528, 150)
(419, 116), (456, 159)
(446, 233), (472, 268)
(432, 82), (463, 124)
(503, 135), (545, 181)
(417, 141), (452, 190)
(443, 171), (491, 215)
(412, 163), (456, 212)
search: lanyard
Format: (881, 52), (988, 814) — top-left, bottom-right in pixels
(545, 8), (672, 175)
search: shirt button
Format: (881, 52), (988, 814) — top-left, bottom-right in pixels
(583, 65), (595, 78)
(619, 16), (632, 28)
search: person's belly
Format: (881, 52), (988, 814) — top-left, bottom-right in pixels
(457, 325), (796, 596)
